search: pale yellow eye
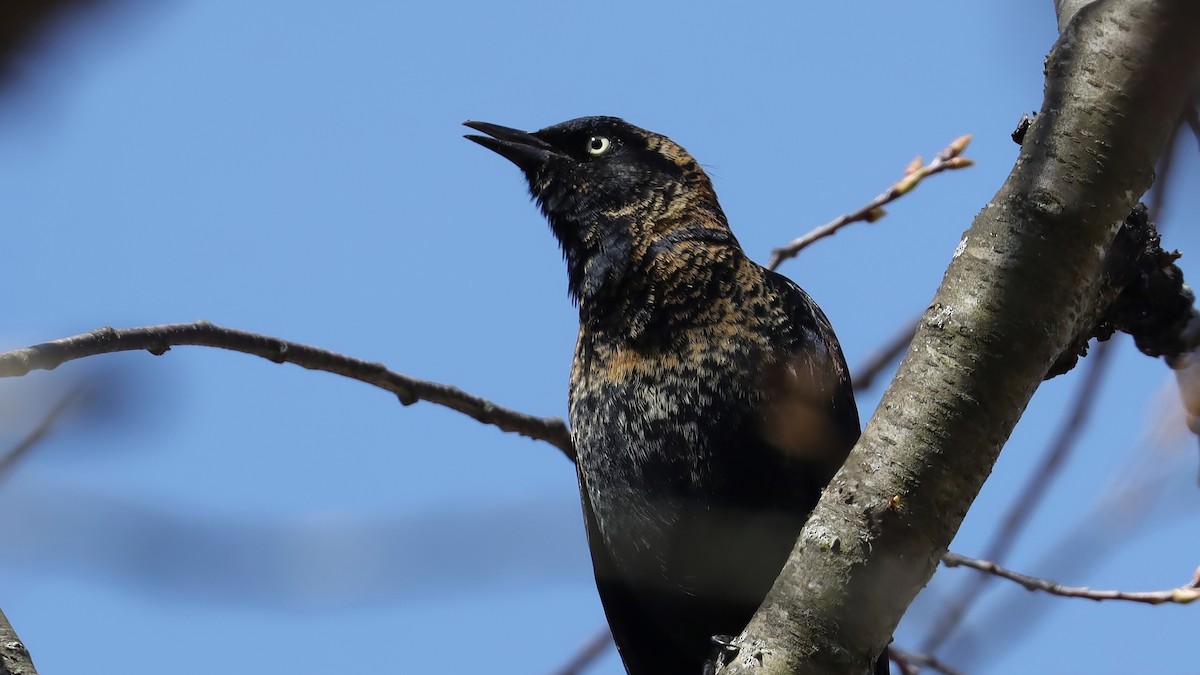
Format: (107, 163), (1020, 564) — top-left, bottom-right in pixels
(586, 136), (612, 155)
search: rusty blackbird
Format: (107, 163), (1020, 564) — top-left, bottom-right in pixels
(465, 117), (866, 674)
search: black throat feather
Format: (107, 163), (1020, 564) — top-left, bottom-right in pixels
(524, 138), (742, 341)
(548, 211), (742, 342)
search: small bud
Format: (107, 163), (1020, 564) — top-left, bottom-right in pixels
(946, 157), (975, 170)
(1172, 587), (1200, 604)
(947, 134), (973, 157)
(865, 207), (886, 223)
(903, 156), (924, 176)
(894, 173), (920, 195)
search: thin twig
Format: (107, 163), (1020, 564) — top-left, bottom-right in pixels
(921, 340), (1116, 651)
(852, 315), (920, 392)
(0, 386), (84, 484)
(766, 136), (973, 271)
(889, 648), (966, 675)
(549, 627), (613, 675)
(941, 551), (1200, 605)
(0, 322), (575, 459)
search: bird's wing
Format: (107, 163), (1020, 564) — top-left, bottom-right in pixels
(758, 269), (861, 472)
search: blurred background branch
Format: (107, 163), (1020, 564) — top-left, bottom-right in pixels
(0, 386), (84, 484)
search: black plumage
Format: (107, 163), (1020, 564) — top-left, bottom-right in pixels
(466, 117), (868, 674)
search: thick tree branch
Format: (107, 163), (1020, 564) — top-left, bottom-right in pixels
(0, 322), (574, 458)
(716, 2), (1200, 673)
(1054, 205), (1195, 374)
(921, 339), (1115, 651)
(1055, 0), (1097, 30)
(942, 552), (1200, 605)
(0, 606), (38, 675)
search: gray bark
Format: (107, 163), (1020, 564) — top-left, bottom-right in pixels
(716, 1), (1200, 673)
(0, 607), (38, 675)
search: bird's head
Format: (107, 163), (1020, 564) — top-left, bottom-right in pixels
(465, 116), (734, 303)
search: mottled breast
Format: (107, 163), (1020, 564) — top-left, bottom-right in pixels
(569, 254), (856, 593)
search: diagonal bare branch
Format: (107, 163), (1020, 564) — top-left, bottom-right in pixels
(766, 136), (973, 271)
(0, 322), (575, 459)
(942, 552), (1200, 605)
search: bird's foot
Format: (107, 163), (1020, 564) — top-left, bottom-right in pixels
(705, 634), (741, 674)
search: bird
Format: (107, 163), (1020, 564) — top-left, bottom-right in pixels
(465, 117), (872, 674)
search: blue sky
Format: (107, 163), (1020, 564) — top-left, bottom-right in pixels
(1, 2), (1197, 673)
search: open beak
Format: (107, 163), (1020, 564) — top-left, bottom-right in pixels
(464, 120), (563, 171)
